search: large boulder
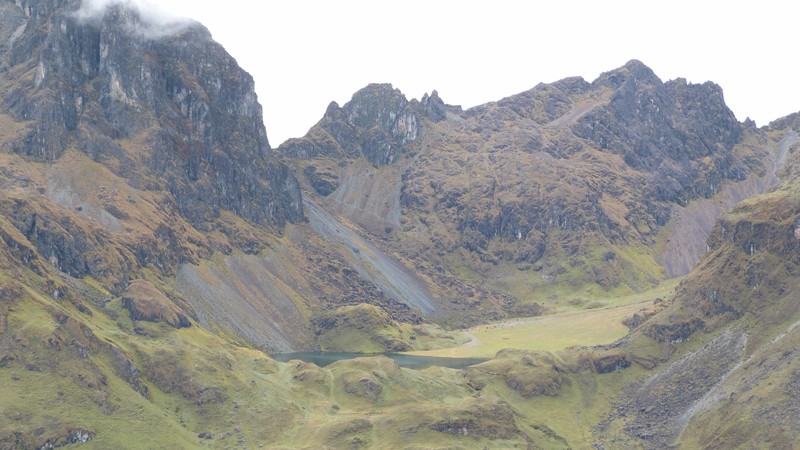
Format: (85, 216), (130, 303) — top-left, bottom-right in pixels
(121, 280), (190, 328)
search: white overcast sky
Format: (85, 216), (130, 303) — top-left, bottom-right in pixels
(142, 0), (798, 146)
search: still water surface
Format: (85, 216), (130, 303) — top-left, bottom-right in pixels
(272, 352), (487, 369)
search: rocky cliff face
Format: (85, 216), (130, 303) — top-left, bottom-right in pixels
(2, 0), (301, 227)
(0, 0), (302, 291)
(423, 60), (748, 247)
(572, 61), (744, 204)
(644, 130), (800, 342)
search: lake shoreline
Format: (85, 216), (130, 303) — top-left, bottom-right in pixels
(271, 351), (488, 369)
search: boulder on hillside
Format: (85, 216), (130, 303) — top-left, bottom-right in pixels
(122, 280), (190, 328)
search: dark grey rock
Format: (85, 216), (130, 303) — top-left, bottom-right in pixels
(280, 83), (438, 166)
(1, 0), (303, 228)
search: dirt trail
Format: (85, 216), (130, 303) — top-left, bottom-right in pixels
(304, 199), (437, 315)
(661, 131), (799, 277)
(545, 101), (599, 128)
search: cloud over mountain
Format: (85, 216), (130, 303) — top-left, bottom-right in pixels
(73, 0), (195, 39)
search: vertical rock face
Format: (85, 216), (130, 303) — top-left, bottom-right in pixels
(1, 0), (302, 227)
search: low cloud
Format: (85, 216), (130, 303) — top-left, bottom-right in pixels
(73, 0), (195, 39)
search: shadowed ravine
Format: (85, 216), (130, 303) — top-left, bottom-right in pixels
(304, 199), (438, 315)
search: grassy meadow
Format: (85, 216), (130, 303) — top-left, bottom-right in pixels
(406, 278), (680, 358)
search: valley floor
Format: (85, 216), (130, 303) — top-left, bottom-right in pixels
(406, 279), (680, 358)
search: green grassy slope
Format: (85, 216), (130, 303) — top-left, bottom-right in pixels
(0, 269), (610, 449)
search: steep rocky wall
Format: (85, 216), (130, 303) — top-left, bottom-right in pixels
(1, 0), (302, 228)
(0, 0), (306, 297)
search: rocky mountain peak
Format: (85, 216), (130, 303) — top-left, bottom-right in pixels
(572, 60), (744, 204)
(1, 0), (302, 227)
(549, 76), (591, 95)
(283, 61), (766, 296)
(71, 0), (203, 39)
(324, 100), (341, 116)
(0, 0), (303, 296)
(280, 83), (464, 167)
(594, 59), (662, 89)
(343, 83), (412, 133)
(281, 83), (419, 166)
(418, 89), (455, 122)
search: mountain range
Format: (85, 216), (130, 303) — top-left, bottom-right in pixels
(0, 1), (798, 448)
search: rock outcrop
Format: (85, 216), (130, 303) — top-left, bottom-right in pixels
(572, 61), (743, 204)
(121, 279), (190, 328)
(280, 84), (458, 166)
